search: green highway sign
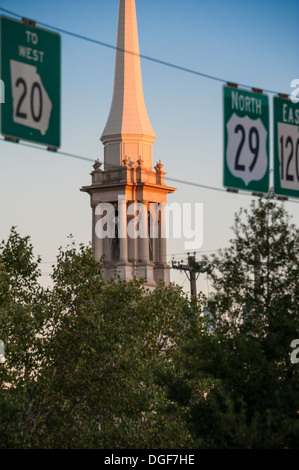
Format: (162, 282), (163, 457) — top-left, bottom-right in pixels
(223, 85), (269, 193)
(273, 96), (299, 199)
(0, 16), (60, 147)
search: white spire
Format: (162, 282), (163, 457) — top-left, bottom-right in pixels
(101, 0), (156, 169)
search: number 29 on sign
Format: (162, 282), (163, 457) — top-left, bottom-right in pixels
(223, 86), (269, 194)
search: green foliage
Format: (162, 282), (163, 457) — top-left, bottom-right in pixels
(0, 230), (195, 448)
(1, 199), (298, 449)
(161, 199), (299, 448)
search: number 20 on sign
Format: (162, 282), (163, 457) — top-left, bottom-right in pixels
(0, 16), (60, 148)
(223, 86), (269, 193)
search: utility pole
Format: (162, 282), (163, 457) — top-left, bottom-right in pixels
(171, 253), (211, 299)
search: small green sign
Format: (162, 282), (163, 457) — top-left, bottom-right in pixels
(273, 96), (299, 199)
(0, 16), (60, 147)
(223, 86), (269, 193)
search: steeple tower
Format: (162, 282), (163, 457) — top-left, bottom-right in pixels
(101, 0), (155, 170)
(81, 0), (176, 287)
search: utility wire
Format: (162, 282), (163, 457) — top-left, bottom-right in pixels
(1, 136), (299, 204)
(0, 136), (95, 163)
(0, 9), (297, 202)
(169, 249), (219, 258)
(0, 6), (288, 95)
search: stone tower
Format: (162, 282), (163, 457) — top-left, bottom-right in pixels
(81, 0), (176, 287)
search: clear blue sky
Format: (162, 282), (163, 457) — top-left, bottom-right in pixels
(0, 0), (298, 293)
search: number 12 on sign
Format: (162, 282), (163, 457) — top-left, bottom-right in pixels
(279, 131), (299, 183)
(223, 86), (270, 193)
(274, 96), (299, 199)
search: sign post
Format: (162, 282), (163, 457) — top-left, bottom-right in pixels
(223, 85), (269, 193)
(273, 95), (299, 199)
(0, 16), (60, 148)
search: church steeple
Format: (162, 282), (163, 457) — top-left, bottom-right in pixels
(81, 0), (176, 288)
(101, 0), (156, 170)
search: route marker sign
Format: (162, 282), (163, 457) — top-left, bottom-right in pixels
(273, 96), (299, 199)
(0, 16), (61, 147)
(223, 85), (269, 193)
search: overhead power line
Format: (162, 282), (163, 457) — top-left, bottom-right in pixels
(172, 253), (212, 298)
(0, 137), (94, 163)
(0, 6), (288, 96)
(1, 136), (299, 204)
(0, 9), (297, 203)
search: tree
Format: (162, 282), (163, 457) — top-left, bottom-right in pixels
(3, 198), (298, 449)
(161, 198), (299, 448)
(0, 227), (46, 447)
(0, 230), (198, 448)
